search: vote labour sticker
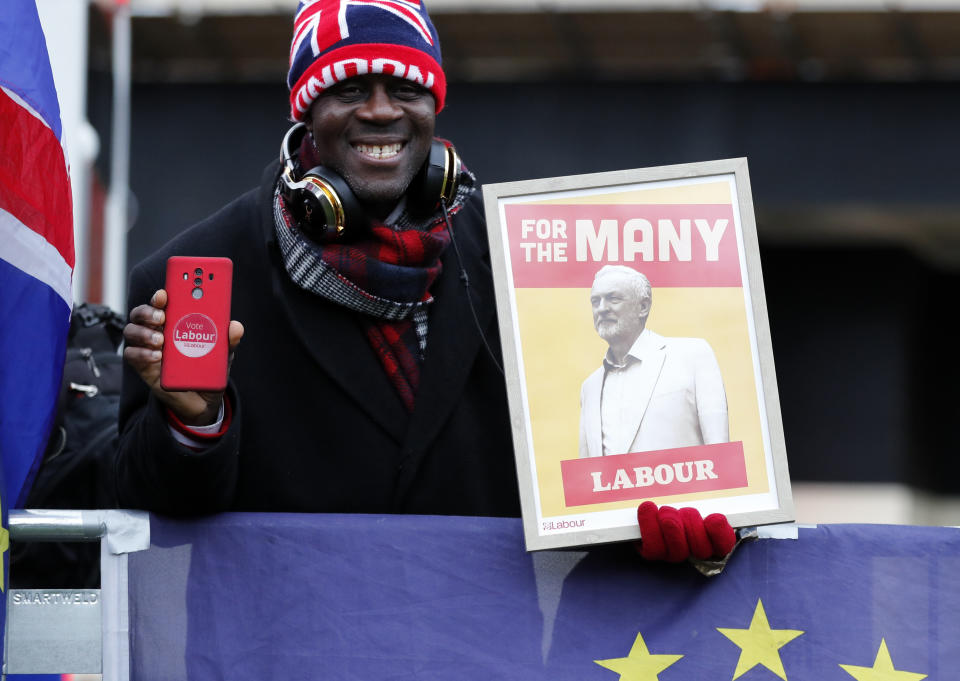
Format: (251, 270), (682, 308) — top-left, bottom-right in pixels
(172, 313), (218, 358)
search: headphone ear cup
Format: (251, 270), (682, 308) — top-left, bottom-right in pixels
(279, 123), (369, 240)
(295, 166), (368, 240)
(408, 140), (460, 216)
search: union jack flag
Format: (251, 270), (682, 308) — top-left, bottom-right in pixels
(1, 0), (74, 505)
(0, 0), (74, 662)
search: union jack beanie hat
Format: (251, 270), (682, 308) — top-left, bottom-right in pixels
(287, 0), (446, 121)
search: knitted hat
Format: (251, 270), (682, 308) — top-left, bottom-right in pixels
(287, 0), (446, 121)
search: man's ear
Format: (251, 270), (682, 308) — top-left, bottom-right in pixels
(638, 299), (651, 319)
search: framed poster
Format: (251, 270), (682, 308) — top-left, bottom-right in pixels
(482, 158), (793, 551)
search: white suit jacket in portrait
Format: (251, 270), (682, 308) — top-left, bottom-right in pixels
(578, 328), (729, 458)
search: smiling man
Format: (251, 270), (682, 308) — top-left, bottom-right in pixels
(305, 74), (437, 217)
(117, 0), (520, 517)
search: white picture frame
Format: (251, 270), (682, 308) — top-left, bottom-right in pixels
(482, 158), (794, 551)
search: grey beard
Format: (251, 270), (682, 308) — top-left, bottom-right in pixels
(596, 320), (621, 341)
(596, 318), (644, 345)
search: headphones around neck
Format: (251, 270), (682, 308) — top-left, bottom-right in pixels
(279, 122), (462, 241)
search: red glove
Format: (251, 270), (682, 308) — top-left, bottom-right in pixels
(636, 501), (736, 562)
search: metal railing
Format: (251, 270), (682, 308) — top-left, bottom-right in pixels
(3, 509), (149, 680)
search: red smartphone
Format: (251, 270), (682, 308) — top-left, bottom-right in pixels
(160, 256), (233, 392)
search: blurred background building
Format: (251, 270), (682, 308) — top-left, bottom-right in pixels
(43, 0), (960, 525)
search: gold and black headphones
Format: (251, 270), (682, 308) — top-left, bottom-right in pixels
(279, 122), (462, 240)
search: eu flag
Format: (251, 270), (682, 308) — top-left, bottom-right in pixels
(128, 515), (959, 680)
(0, 0), (74, 656)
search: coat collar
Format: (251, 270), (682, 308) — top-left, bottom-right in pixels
(392, 194), (497, 506)
(403, 197), (495, 450)
(603, 327), (665, 369)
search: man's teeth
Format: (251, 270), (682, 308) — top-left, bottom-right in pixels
(354, 143), (402, 159)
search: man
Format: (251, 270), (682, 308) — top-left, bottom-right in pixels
(117, 0), (519, 517)
(579, 265), (729, 459)
(118, 1), (734, 562)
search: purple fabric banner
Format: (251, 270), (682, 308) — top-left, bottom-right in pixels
(129, 514), (960, 680)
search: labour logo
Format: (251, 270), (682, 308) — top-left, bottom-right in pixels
(172, 313), (218, 358)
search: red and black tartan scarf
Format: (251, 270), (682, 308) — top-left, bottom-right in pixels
(273, 138), (476, 412)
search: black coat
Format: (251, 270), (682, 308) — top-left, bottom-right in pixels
(115, 162), (520, 517)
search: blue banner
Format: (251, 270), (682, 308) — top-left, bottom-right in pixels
(129, 515), (959, 680)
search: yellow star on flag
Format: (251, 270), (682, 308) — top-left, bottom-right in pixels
(839, 639), (927, 681)
(717, 598), (804, 680)
(594, 632), (683, 681)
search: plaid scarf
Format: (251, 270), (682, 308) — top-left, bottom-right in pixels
(273, 138), (476, 411)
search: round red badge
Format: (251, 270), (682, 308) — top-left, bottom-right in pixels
(172, 313), (218, 358)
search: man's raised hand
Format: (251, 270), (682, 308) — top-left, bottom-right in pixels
(123, 289), (244, 426)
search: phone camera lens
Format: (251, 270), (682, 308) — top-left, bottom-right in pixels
(194, 277), (203, 286)
(194, 268), (203, 276)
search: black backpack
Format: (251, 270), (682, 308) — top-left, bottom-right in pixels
(9, 302), (125, 589)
